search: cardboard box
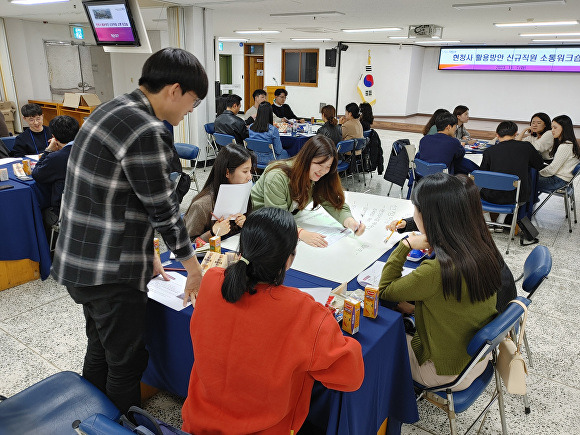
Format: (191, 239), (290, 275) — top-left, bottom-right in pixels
(363, 286), (379, 319)
(342, 297), (361, 335)
(62, 93), (101, 108)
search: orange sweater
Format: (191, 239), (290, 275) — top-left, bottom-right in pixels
(181, 268), (364, 434)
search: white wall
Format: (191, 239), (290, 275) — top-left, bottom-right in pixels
(4, 18), (97, 109)
(263, 41), (337, 119)
(418, 47), (580, 122)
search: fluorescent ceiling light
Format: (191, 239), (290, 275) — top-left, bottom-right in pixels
(416, 40), (461, 44)
(235, 30), (280, 34)
(389, 36), (416, 39)
(218, 38), (248, 42)
(495, 20), (578, 27)
(10, 0), (68, 4)
(290, 38), (332, 41)
(520, 32), (580, 37)
(270, 11), (344, 17)
(531, 38), (580, 42)
(453, 0), (565, 9)
(342, 27), (402, 33)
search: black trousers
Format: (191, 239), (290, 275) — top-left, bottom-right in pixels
(67, 282), (149, 414)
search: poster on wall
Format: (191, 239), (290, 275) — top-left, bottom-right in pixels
(357, 50), (376, 105)
(439, 46), (580, 72)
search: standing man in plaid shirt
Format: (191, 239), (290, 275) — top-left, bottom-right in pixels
(52, 48), (208, 413)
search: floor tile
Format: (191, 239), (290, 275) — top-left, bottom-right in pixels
(0, 278), (67, 321)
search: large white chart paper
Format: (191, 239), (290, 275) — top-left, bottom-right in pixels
(221, 192), (413, 284)
(213, 180), (253, 220)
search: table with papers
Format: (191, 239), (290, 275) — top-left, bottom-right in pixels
(280, 133), (314, 156)
(142, 193), (420, 434)
(0, 161), (51, 280)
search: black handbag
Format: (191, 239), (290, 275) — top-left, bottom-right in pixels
(518, 216), (539, 246)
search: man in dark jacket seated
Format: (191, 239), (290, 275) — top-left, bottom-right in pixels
(32, 115), (79, 238)
(271, 88), (305, 123)
(418, 112), (467, 174)
(12, 103), (52, 157)
(480, 120), (545, 229)
(213, 94), (248, 144)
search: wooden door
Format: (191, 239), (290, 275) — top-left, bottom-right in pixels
(244, 44), (264, 112)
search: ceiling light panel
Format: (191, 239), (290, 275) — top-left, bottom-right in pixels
(494, 20), (579, 27)
(453, 0), (565, 9)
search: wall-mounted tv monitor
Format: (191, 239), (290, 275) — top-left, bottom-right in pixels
(83, 0), (140, 46)
(439, 46), (580, 72)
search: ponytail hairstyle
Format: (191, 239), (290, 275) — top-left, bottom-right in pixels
(411, 173), (500, 303)
(221, 207), (298, 303)
(345, 102), (360, 119)
(321, 105), (338, 126)
(550, 114), (580, 159)
(423, 108), (449, 135)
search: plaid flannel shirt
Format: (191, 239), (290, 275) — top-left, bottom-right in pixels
(52, 89), (194, 290)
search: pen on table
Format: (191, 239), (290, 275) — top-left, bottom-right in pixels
(163, 267), (186, 272)
(384, 219), (403, 243)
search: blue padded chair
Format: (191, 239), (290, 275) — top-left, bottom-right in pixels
(532, 162), (580, 233)
(470, 170), (521, 254)
(203, 122), (218, 172)
(244, 138), (276, 180)
(174, 142), (200, 192)
(415, 297), (531, 435)
(213, 132), (236, 148)
(513, 245), (552, 368)
(410, 158), (446, 196)
(0, 371), (121, 435)
(0, 136), (15, 152)
(336, 139), (355, 189)
(352, 137), (368, 186)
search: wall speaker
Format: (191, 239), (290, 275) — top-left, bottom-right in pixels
(325, 48), (337, 67)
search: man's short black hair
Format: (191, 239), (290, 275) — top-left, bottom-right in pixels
(436, 113), (458, 132)
(225, 94), (242, 109)
(49, 115), (79, 144)
(274, 88), (287, 97)
(496, 121), (518, 138)
(139, 48), (208, 100)
(252, 89), (266, 99)
(21, 103), (43, 118)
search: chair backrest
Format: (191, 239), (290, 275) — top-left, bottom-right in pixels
(214, 133), (236, 147)
(522, 245), (552, 297)
(354, 137), (367, 151)
(1, 136), (16, 151)
(174, 142), (200, 161)
(392, 139), (410, 155)
(467, 297), (531, 358)
(204, 122), (215, 135)
(470, 170), (519, 192)
(573, 162), (580, 177)
(336, 139), (354, 154)
(244, 138), (275, 158)
(363, 130), (371, 138)
(413, 158), (446, 177)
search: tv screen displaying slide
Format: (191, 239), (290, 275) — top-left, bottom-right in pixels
(439, 46), (580, 72)
(83, 0), (140, 46)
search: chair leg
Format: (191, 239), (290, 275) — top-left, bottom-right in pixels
(505, 218), (517, 255)
(446, 391), (458, 435)
(387, 182), (394, 195)
(523, 330), (533, 368)
(523, 393), (531, 415)
(494, 368), (509, 435)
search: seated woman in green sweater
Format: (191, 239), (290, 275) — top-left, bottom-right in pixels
(379, 172), (501, 391)
(251, 135), (365, 247)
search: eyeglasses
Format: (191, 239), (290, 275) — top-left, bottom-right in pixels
(185, 90), (202, 109)
(25, 116), (43, 124)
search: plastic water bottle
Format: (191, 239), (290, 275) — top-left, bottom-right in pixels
(291, 122), (296, 136)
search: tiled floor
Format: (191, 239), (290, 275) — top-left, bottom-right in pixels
(0, 129), (578, 434)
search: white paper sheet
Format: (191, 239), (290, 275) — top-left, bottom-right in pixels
(357, 261), (414, 288)
(0, 157), (21, 165)
(212, 180), (253, 220)
(221, 192), (414, 284)
(147, 272), (190, 311)
(295, 223), (351, 246)
(298, 287), (333, 305)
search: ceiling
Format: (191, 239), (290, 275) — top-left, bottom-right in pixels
(2, 0), (580, 46)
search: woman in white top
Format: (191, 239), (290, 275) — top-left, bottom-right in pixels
(453, 105), (476, 145)
(537, 115), (580, 192)
(517, 112), (553, 160)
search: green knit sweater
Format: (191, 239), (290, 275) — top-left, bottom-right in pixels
(250, 163), (352, 225)
(379, 243), (497, 376)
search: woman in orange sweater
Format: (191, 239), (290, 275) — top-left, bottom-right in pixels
(181, 207), (364, 435)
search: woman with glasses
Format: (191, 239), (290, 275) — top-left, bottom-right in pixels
(12, 103), (52, 157)
(516, 112), (553, 160)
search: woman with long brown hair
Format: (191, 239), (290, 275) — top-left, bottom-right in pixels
(251, 135), (366, 247)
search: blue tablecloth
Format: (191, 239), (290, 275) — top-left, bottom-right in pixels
(143, 248), (419, 434)
(280, 134), (312, 156)
(0, 172), (51, 279)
